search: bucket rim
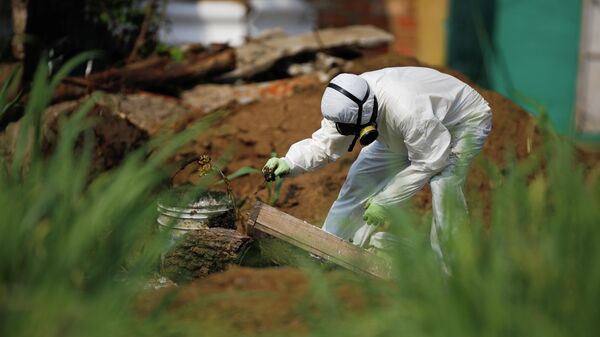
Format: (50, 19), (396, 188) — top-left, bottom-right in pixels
(157, 203), (231, 213)
(157, 208), (230, 220)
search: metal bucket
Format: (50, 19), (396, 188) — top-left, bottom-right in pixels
(157, 190), (236, 241)
(156, 190), (235, 282)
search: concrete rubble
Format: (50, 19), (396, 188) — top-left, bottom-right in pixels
(1, 92), (199, 170)
(182, 51), (354, 114)
(182, 74), (322, 114)
(219, 25), (394, 80)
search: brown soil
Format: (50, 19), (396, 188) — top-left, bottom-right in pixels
(139, 266), (370, 336)
(183, 52), (541, 227)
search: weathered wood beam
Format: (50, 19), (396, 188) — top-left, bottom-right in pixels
(52, 46), (236, 101)
(247, 202), (391, 280)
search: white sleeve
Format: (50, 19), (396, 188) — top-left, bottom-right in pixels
(283, 119), (353, 176)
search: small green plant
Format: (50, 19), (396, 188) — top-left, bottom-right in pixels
(226, 166), (261, 181)
(156, 43), (185, 63)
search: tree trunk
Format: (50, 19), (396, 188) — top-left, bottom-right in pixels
(162, 228), (252, 282)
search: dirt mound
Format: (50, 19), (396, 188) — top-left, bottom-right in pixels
(182, 52), (540, 226)
(139, 266), (368, 335)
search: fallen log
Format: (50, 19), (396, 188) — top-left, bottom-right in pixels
(162, 227), (252, 282)
(89, 47), (235, 85)
(53, 45), (236, 100)
(247, 202), (392, 280)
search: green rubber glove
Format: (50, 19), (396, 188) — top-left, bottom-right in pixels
(262, 157), (291, 181)
(363, 199), (388, 226)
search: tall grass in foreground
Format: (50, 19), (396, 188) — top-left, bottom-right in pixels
(0, 57), (211, 337)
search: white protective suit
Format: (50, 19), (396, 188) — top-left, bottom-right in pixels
(281, 67), (492, 255)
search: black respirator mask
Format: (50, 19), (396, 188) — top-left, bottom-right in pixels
(327, 82), (379, 152)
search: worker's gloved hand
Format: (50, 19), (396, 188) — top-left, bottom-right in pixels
(262, 157), (291, 182)
(363, 199), (388, 227)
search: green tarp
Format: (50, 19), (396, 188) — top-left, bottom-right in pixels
(448, 0), (583, 135)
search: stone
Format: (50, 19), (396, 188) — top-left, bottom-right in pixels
(219, 25), (394, 80)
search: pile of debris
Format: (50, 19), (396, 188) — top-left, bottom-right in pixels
(1, 25), (393, 172)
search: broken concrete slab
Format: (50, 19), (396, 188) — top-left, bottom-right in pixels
(114, 92), (195, 135)
(182, 74), (321, 113)
(1, 91), (199, 170)
(287, 52), (354, 81)
(219, 25), (393, 81)
(47, 91), (195, 135)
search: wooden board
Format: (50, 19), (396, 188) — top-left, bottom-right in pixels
(247, 202), (391, 280)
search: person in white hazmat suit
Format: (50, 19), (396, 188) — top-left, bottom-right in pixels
(263, 67), (492, 257)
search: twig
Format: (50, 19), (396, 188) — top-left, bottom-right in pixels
(127, 0), (158, 63)
(313, 26), (325, 51)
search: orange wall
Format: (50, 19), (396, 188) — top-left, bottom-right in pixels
(310, 0), (448, 65)
(414, 0), (448, 65)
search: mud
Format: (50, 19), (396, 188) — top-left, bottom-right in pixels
(139, 266), (372, 335)
(262, 167), (276, 182)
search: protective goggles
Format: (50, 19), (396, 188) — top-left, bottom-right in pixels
(335, 122), (359, 136)
(327, 82), (379, 152)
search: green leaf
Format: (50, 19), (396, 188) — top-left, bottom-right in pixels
(226, 166), (260, 181)
(0, 64), (23, 119)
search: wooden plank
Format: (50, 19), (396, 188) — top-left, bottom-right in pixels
(247, 202), (391, 280)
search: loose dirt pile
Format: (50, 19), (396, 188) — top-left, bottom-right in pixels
(138, 266), (371, 336)
(180, 53), (541, 226)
